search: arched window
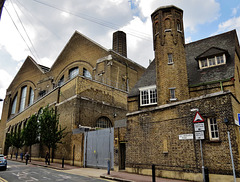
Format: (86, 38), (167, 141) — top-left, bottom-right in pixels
(96, 117), (112, 128)
(177, 21), (181, 31)
(19, 86), (27, 112)
(58, 75), (64, 86)
(11, 94), (17, 114)
(69, 67), (79, 80)
(83, 68), (92, 79)
(29, 87), (34, 106)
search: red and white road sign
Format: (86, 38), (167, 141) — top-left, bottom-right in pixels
(193, 112), (204, 123)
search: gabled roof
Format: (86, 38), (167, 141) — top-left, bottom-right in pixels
(50, 31), (109, 71)
(195, 47), (229, 60)
(128, 30), (238, 97)
(186, 30), (236, 86)
(7, 56), (46, 91)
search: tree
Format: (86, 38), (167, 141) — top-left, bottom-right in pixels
(38, 105), (66, 164)
(11, 130), (24, 159)
(22, 114), (39, 161)
(4, 133), (12, 155)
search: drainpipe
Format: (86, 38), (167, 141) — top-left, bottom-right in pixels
(220, 81), (223, 92)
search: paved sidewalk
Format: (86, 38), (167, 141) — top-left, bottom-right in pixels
(9, 158), (190, 182)
(101, 171), (190, 182)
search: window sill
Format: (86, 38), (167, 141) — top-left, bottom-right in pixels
(207, 139), (221, 143)
(140, 103), (157, 107)
(165, 29), (172, 32)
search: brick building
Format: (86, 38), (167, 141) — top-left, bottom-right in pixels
(119, 5), (240, 181)
(0, 30), (145, 166)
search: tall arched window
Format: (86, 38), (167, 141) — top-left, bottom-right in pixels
(96, 117), (112, 128)
(29, 87), (34, 106)
(69, 67), (79, 80)
(19, 86), (27, 112)
(83, 68), (92, 79)
(11, 94), (17, 114)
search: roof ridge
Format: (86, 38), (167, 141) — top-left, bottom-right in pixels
(186, 30), (236, 46)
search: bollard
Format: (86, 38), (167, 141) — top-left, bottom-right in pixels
(152, 164), (156, 182)
(107, 160), (110, 175)
(62, 157), (64, 168)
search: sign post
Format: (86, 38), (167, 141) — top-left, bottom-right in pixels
(193, 112), (205, 182)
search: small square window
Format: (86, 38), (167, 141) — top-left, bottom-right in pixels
(216, 56), (224, 64)
(168, 53), (173, 64)
(208, 57), (216, 66)
(201, 59), (208, 68)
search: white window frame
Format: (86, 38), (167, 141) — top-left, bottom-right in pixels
(168, 53), (173, 64)
(207, 118), (219, 141)
(139, 85), (157, 106)
(199, 54), (226, 69)
(169, 87), (177, 101)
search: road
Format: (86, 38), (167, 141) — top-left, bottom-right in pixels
(0, 160), (108, 182)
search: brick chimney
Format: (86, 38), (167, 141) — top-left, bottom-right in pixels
(112, 31), (127, 57)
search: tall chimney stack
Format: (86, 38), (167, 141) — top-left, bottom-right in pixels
(112, 31), (127, 57)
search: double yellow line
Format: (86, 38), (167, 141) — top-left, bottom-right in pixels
(0, 177), (7, 182)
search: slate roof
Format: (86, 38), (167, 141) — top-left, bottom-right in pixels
(186, 30), (237, 86)
(38, 64), (50, 73)
(128, 59), (156, 97)
(128, 30), (238, 97)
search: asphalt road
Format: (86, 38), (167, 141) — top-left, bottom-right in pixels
(0, 160), (107, 182)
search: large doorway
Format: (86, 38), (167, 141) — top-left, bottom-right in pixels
(84, 128), (114, 169)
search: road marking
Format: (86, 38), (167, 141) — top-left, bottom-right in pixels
(0, 177), (8, 182)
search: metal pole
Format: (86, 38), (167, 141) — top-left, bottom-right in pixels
(152, 164), (156, 182)
(228, 131), (236, 182)
(200, 140), (205, 182)
(62, 157), (64, 168)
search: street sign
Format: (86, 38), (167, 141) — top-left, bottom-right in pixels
(195, 131), (204, 140)
(235, 120), (239, 126)
(179, 134), (193, 140)
(237, 113), (240, 126)
(194, 123), (205, 131)
(193, 112), (204, 123)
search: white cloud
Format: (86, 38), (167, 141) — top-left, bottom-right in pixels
(185, 37), (192, 44)
(216, 16), (240, 36)
(121, 16), (153, 67)
(0, 69), (13, 119)
(138, 0), (220, 32)
(232, 6), (240, 16)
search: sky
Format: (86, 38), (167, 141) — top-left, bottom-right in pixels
(0, 0), (240, 118)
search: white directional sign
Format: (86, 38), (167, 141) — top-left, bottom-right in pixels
(179, 134), (194, 140)
(195, 131), (204, 140)
(194, 123), (205, 131)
